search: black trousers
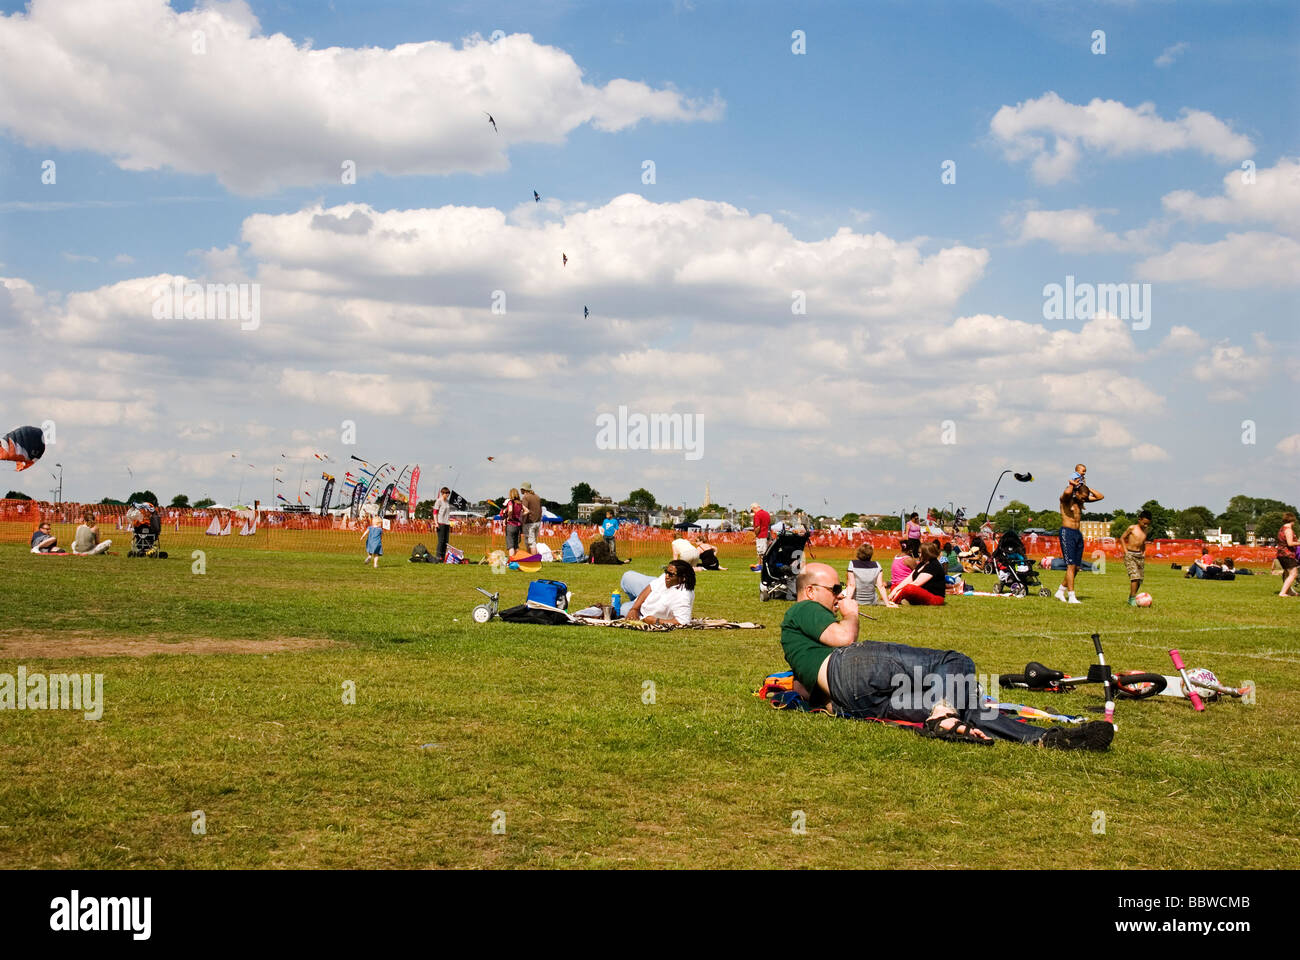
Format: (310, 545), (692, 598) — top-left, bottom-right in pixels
(435, 524), (450, 561)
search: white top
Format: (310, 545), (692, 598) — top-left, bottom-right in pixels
(638, 574), (695, 624)
(672, 538), (701, 564)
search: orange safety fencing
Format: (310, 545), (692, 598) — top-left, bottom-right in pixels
(1, 500), (1283, 566)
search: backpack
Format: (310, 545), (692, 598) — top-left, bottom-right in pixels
(409, 543), (434, 563)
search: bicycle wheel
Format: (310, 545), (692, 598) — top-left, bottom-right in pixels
(1115, 672), (1167, 700)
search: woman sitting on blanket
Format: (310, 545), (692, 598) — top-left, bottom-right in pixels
(620, 560), (696, 625)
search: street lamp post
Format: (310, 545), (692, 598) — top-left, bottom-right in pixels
(982, 470), (1033, 529)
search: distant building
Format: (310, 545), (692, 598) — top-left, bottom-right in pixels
(577, 497), (615, 521)
(1079, 520), (1109, 539)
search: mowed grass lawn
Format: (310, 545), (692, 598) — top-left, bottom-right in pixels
(1, 543), (1297, 869)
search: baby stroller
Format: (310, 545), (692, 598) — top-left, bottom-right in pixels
(991, 530), (1045, 596)
(126, 503), (168, 558)
(759, 530), (810, 601)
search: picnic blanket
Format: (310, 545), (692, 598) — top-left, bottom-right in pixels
(574, 616), (764, 631)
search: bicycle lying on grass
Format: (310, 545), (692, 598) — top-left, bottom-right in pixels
(998, 633), (1166, 711)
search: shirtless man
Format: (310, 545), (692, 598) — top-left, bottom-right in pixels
(1056, 463), (1103, 604)
(1118, 510), (1152, 605)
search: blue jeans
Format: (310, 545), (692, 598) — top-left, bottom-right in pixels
(826, 642), (1047, 743)
(621, 570), (655, 601)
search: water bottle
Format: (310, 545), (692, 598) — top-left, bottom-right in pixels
(610, 590), (621, 618)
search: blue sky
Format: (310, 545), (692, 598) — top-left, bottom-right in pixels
(1, 0), (1296, 514)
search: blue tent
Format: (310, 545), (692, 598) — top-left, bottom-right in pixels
(561, 531), (586, 563)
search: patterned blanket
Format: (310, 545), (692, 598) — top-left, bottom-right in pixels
(572, 616), (764, 631)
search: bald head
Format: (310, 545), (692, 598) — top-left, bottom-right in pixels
(796, 562), (839, 608)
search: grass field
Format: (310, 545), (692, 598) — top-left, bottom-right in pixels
(1, 543), (1297, 869)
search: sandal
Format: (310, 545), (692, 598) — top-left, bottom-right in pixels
(921, 713), (994, 745)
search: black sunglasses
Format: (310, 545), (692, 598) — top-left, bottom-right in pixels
(810, 582), (843, 596)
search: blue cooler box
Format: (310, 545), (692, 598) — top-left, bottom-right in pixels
(526, 579), (568, 609)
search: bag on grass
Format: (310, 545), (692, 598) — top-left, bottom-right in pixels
(498, 603), (571, 626)
(526, 579), (568, 609)
(410, 543), (433, 563)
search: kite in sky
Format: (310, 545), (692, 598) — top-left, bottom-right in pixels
(562, 253), (567, 266)
(484, 112), (497, 133)
(1, 425), (45, 471)
(533, 190), (541, 202)
(583, 306), (589, 319)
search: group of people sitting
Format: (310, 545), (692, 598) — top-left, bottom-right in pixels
(29, 512), (112, 555)
(1185, 548), (1238, 580)
(846, 540), (967, 607)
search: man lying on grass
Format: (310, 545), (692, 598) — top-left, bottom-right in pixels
(780, 563), (1114, 749)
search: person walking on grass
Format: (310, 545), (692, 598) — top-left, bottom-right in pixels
(502, 488), (525, 553)
(1056, 463), (1103, 604)
(1119, 510), (1152, 605)
(751, 502), (771, 560)
(363, 515), (383, 568)
(1278, 512), (1299, 597)
(521, 482), (542, 552)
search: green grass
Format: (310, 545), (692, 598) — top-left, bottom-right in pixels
(1, 544), (1297, 868)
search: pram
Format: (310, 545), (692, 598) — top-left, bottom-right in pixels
(991, 530), (1045, 596)
(125, 503), (168, 558)
(759, 530), (810, 601)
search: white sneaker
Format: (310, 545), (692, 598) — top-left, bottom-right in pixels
(1067, 594), (1082, 604)
(1055, 586), (1067, 602)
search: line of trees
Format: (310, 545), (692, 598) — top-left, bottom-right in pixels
(968, 494), (1297, 542)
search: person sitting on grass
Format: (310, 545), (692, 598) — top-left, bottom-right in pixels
(1186, 546), (1215, 579)
(889, 539), (919, 588)
(29, 520), (64, 554)
(779, 562), (1114, 749)
(619, 560), (695, 625)
(72, 511), (112, 555)
(888, 541), (947, 606)
(672, 535), (727, 571)
(845, 543), (895, 607)
(942, 542), (963, 575)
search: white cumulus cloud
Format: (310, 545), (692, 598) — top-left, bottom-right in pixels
(0, 0), (723, 194)
(990, 92), (1253, 184)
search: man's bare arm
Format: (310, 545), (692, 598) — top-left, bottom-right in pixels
(1088, 487), (1104, 502)
(817, 606), (859, 648)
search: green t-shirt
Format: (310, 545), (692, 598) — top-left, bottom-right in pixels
(780, 600), (839, 694)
